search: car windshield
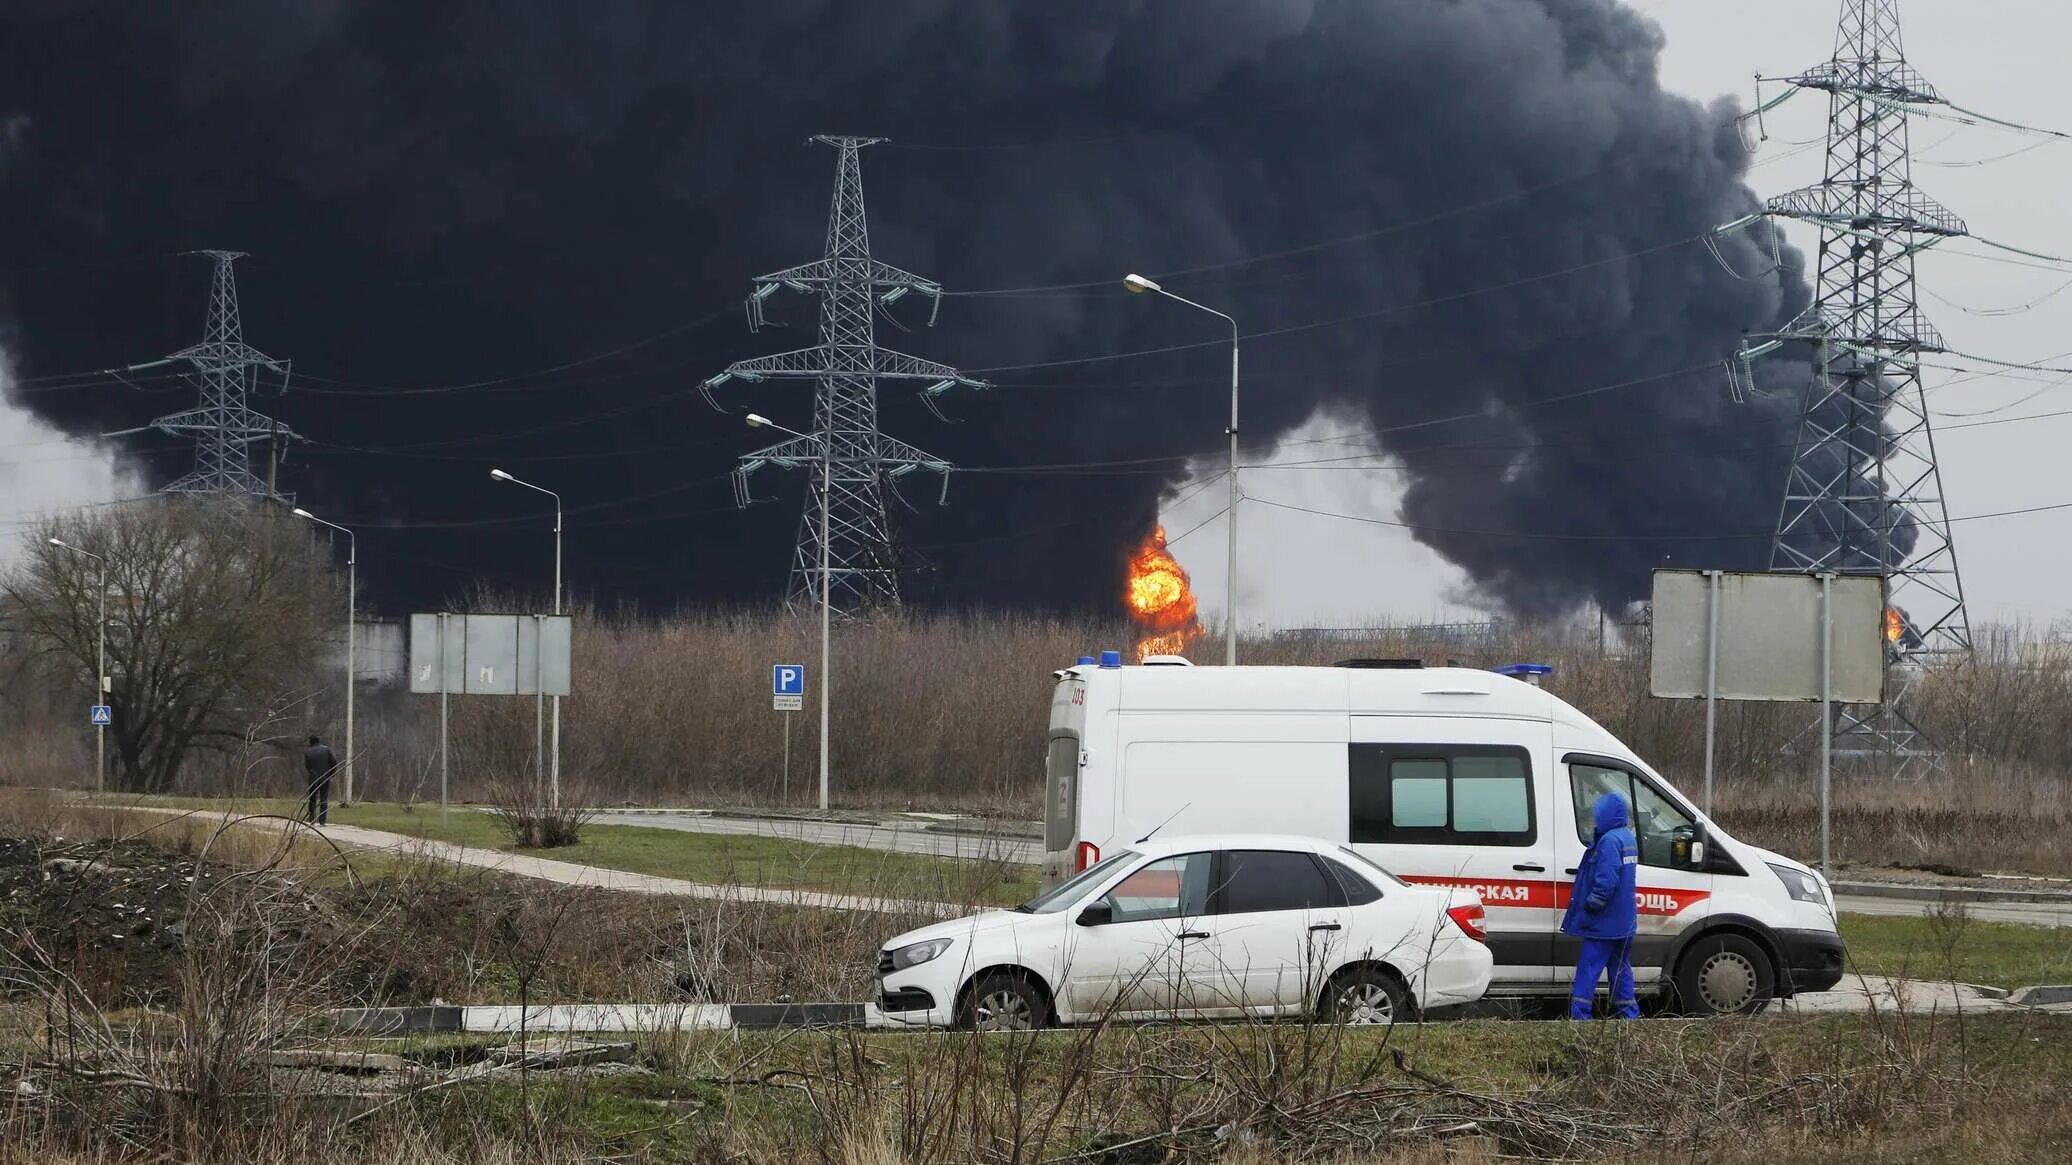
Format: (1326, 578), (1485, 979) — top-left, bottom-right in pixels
(1018, 851), (1138, 914)
(1336, 845), (1410, 888)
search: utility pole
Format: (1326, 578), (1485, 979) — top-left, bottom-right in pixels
(704, 137), (988, 617)
(48, 539), (107, 794)
(1744, 0), (1974, 775)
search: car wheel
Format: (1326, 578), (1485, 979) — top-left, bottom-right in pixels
(958, 973), (1047, 1032)
(1321, 967), (1411, 1026)
(1673, 933), (1776, 1016)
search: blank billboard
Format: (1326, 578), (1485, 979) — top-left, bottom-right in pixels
(409, 613), (571, 697)
(1649, 570), (1885, 705)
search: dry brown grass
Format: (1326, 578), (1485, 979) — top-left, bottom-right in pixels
(9, 610), (2072, 873)
(4, 798), (2070, 1164)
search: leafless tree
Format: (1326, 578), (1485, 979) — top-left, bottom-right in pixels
(1, 497), (343, 792)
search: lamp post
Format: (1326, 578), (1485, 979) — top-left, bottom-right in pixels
(291, 509), (356, 805)
(490, 468), (563, 809)
(746, 412), (832, 811)
(1123, 273), (1239, 666)
(48, 538), (106, 794)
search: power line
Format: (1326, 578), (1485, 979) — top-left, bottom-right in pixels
(1246, 492), (2072, 546)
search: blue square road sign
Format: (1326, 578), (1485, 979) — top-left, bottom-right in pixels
(90, 705), (112, 726)
(772, 664), (805, 696)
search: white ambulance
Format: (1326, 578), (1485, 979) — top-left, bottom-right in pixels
(1040, 653), (1846, 1015)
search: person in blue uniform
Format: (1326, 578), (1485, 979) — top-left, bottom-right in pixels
(1562, 791), (1640, 1019)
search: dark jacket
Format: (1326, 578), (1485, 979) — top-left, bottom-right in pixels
(1561, 792), (1639, 940)
(304, 742), (339, 781)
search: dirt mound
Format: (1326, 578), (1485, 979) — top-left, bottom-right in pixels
(0, 836), (218, 1007)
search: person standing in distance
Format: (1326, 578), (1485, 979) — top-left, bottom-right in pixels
(302, 734), (339, 826)
(1562, 790), (1640, 1019)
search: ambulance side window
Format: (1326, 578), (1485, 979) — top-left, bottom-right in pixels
(1348, 745), (1536, 846)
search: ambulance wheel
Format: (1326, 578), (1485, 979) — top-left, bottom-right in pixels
(1673, 934), (1775, 1016)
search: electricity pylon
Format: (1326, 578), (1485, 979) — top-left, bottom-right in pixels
(704, 136), (987, 615)
(139, 251), (298, 497)
(1744, 1), (1969, 773)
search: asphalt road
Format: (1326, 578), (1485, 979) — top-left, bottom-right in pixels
(594, 811), (2072, 927)
(1828, 893), (2072, 928)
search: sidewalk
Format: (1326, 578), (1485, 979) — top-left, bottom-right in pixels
(116, 807), (964, 919)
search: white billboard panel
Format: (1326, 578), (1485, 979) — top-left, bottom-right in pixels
(1649, 570), (1885, 705)
(409, 613), (571, 697)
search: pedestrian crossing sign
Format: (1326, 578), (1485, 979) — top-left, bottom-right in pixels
(90, 705), (112, 726)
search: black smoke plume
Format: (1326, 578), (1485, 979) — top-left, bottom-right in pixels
(1, 0), (1825, 619)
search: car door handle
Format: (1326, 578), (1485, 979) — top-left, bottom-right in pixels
(1308, 922), (1342, 933)
(1564, 867), (1578, 876)
(1178, 931), (1211, 941)
(1513, 863), (1545, 873)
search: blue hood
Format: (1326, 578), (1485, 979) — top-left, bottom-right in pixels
(1592, 792), (1630, 838)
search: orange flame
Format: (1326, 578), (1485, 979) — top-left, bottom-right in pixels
(1884, 607), (1904, 644)
(1125, 525), (1201, 661)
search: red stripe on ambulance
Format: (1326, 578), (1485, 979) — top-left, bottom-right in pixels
(1400, 875), (1709, 917)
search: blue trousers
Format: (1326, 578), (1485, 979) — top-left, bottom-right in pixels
(1570, 937), (1639, 1020)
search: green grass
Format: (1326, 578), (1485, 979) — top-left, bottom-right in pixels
(95, 794), (1037, 906)
(1841, 912), (2072, 988)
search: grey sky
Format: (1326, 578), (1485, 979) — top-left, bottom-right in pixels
(1165, 0), (2072, 632)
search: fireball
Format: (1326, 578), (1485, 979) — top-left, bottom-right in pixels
(1125, 525), (1201, 661)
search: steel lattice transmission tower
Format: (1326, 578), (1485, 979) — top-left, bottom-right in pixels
(143, 251), (298, 497)
(1752, 1), (1969, 766)
(704, 137), (987, 615)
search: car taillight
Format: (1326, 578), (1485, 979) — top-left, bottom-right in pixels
(1446, 903), (1488, 944)
(1075, 841), (1100, 871)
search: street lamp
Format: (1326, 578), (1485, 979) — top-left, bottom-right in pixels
(48, 538), (106, 794)
(291, 509), (357, 805)
(746, 412), (833, 811)
(490, 467), (563, 809)
(1123, 273), (1241, 666)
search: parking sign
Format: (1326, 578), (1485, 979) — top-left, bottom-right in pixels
(773, 664), (804, 712)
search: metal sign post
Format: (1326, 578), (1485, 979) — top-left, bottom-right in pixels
(1702, 570), (1721, 817)
(438, 613), (450, 827)
(773, 665), (805, 805)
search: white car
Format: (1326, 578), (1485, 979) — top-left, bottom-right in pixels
(875, 834), (1492, 1030)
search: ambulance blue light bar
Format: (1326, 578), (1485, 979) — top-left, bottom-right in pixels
(1099, 650), (1123, 669)
(1494, 663), (1553, 686)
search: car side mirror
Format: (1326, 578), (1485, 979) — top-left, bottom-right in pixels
(1689, 840), (1707, 868)
(1076, 901), (1113, 928)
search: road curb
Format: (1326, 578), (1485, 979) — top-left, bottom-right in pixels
(707, 808), (887, 827)
(326, 1006), (464, 1035)
(1830, 880), (2072, 906)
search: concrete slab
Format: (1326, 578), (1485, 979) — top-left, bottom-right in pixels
(261, 1049), (408, 1073)
(2007, 984), (2072, 1007)
(1779, 974), (2014, 1015)
(488, 1037), (635, 1068)
(461, 1004), (733, 1034)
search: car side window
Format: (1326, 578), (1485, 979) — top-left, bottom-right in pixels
(1102, 853), (1211, 923)
(1320, 856), (1383, 906)
(1568, 761), (1697, 869)
(1568, 762), (1630, 845)
(1628, 776), (1697, 869)
(1215, 850), (1337, 914)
